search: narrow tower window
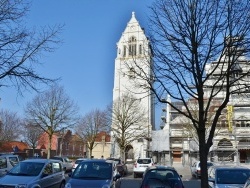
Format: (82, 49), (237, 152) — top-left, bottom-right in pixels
(123, 45), (126, 57)
(129, 36), (137, 56)
(139, 44), (142, 55)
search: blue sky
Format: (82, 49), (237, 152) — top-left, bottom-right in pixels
(0, 0), (162, 128)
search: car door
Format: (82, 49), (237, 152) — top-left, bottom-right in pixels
(39, 162), (54, 188)
(51, 161), (64, 187)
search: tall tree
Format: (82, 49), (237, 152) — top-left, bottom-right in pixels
(25, 85), (79, 158)
(0, 110), (22, 141)
(75, 109), (109, 158)
(126, 0), (250, 187)
(23, 121), (43, 156)
(110, 94), (148, 162)
(0, 0), (63, 93)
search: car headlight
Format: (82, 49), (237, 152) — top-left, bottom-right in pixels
(65, 183), (71, 188)
(17, 184), (27, 188)
(101, 185), (110, 188)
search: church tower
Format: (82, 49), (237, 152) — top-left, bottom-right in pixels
(112, 12), (155, 159)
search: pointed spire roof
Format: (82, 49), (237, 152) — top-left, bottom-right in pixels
(128, 11), (138, 24)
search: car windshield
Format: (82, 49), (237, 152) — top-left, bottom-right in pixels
(137, 159), (151, 164)
(8, 162), (45, 176)
(72, 161), (112, 180)
(143, 169), (183, 188)
(217, 169), (250, 184)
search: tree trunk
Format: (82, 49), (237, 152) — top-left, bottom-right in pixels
(199, 127), (209, 188)
(47, 135), (52, 159)
(32, 146), (35, 156)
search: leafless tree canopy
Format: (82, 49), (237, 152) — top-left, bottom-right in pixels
(134, 0), (250, 187)
(25, 85), (79, 158)
(23, 122), (43, 151)
(75, 109), (109, 158)
(0, 110), (22, 141)
(0, 0), (63, 93)
(111, 94), (148, 160)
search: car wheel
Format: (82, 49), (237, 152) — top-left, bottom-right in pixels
(59, 181), (65, 188)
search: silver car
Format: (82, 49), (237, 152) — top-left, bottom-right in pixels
(0, 158), (66, 188)
(208, 165), (250, 188)
(0, 154), (20, 177)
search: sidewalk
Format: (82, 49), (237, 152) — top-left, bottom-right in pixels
(172, 162), (192, 180)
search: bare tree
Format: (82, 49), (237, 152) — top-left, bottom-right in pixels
(0, 110), (22, 141)
(110, 94), (148, 162)
(124, 0), (250, 187)
(75, 109), (109, 158)
(23, 121), (43, 156)
(0, 0), (63, 93)
(25, 85), (79, 158)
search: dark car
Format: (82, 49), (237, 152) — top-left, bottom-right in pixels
(0, 158), (66, 188)
(139, 166), (185, 188)
(208, 165), (250, 188)
(244, 176), (250, 188)
(106, 158), (128, 177)
(116, 163), (128, 177)
(65, 159), (121, 188)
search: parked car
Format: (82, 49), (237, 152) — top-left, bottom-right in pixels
(190, 160), (214, 178)
(116, 163), (128, 177)
(208, 165), (250, 188)
(0, 154), (20, 177)
(65, 159), (121, 188)
(133, 157), (154, 178)
(51, 156), (73, 172)
(125, 159), (135, 171)
(0, 158), (66, 188)
(72, 158), (88, 172)
(139, 165), (185, 188)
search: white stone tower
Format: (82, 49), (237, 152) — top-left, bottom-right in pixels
(111, 12), (155, 159)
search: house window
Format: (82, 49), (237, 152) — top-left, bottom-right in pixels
(129, 36), (137, 56)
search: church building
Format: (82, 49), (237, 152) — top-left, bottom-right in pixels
(111, 12), (155, 159)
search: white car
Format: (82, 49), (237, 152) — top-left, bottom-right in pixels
(190, 161), (214, 178)
(133, 158), (154, 178)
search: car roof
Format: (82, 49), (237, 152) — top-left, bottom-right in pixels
(211, 165), (250, 170)
(76, 158), (87, 161)
(146, 165), (176, 171)
(22, 158), (62, 163)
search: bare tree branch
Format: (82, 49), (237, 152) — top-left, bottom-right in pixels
(25, 84), (79, 158)
(0, 0), (63, 94)
(75, 109), (109, 158)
